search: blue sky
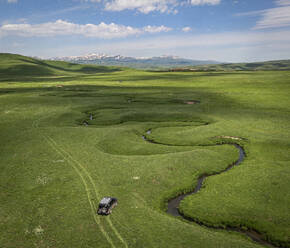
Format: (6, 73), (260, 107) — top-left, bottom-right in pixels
(0, 0), (290, 62)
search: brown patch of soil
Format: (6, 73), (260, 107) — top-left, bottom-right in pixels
(185, 100), (200, 105)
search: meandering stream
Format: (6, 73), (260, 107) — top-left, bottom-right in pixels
(82, 111), (279, 247)
(142, 129), (277, 248)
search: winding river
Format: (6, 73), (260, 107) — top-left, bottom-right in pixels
(142, 129), (278, 248)
(82, 111), (279, 248)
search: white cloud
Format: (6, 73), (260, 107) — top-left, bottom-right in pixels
(3, 30), (290, 62)
(190, 0), (221, 6)
(237, 0), (290, 30)
(234, 9), (265, 17)
(182, 26), (192, 32)
(115, 30), (290, 50)
(81, 0), (221, 14)
(0, 20), (172, 38)
(105, 0), (179, 14)
(44, 30), (290, 62)
(80, 0), (101, 2)
(143, 25), (172, 33)
(73, 30), (290, 56)
(276, 0), (290, 6)
(7, 0), (18, 3)
(254, 5), (290, 29)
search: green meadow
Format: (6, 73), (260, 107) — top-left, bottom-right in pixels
(0, 53), (289, 248)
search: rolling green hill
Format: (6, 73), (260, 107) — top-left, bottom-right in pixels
(0, 53), (123, 81)
(1, 54), (290, 78)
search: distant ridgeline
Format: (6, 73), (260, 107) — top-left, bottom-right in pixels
(169, 60), (290, 72)
(49, 53), (221, 69)
(50, 53), (290, 71)
(0, 53), (290, 75)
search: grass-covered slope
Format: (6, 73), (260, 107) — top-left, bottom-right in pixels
(0, 53), (123, 81)
(0, 54), (289, 248)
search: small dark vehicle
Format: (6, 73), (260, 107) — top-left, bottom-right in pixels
(97, 197), (118, 215)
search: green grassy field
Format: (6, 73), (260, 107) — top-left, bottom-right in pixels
(0, 54), (289, 248)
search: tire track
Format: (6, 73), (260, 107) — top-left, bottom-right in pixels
(33, 116), (127, 248)
(43, 135), (117, 248)
(45, 135), (128, 248)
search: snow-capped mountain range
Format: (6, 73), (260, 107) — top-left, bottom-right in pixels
(49, 53), (221, 69)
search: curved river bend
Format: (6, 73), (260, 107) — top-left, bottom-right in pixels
(142, 130), (278, 248)
(82, 112), (280, 248)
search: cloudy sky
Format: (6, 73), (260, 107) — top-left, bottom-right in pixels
(0, 0), (290, 62)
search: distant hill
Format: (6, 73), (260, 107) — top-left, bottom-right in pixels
(0, 53), (123, 81)
(1, 53), (289, 82)
(172, 60), (290, 71)
(49, 53), (221, 69)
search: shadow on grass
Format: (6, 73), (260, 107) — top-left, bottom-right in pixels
(1, 84), (287, 123)
(19, 59), (122, 74)
(105, 72), (255, 82)
(0, 64), (55, 78)
(0, 60), (123, 82)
